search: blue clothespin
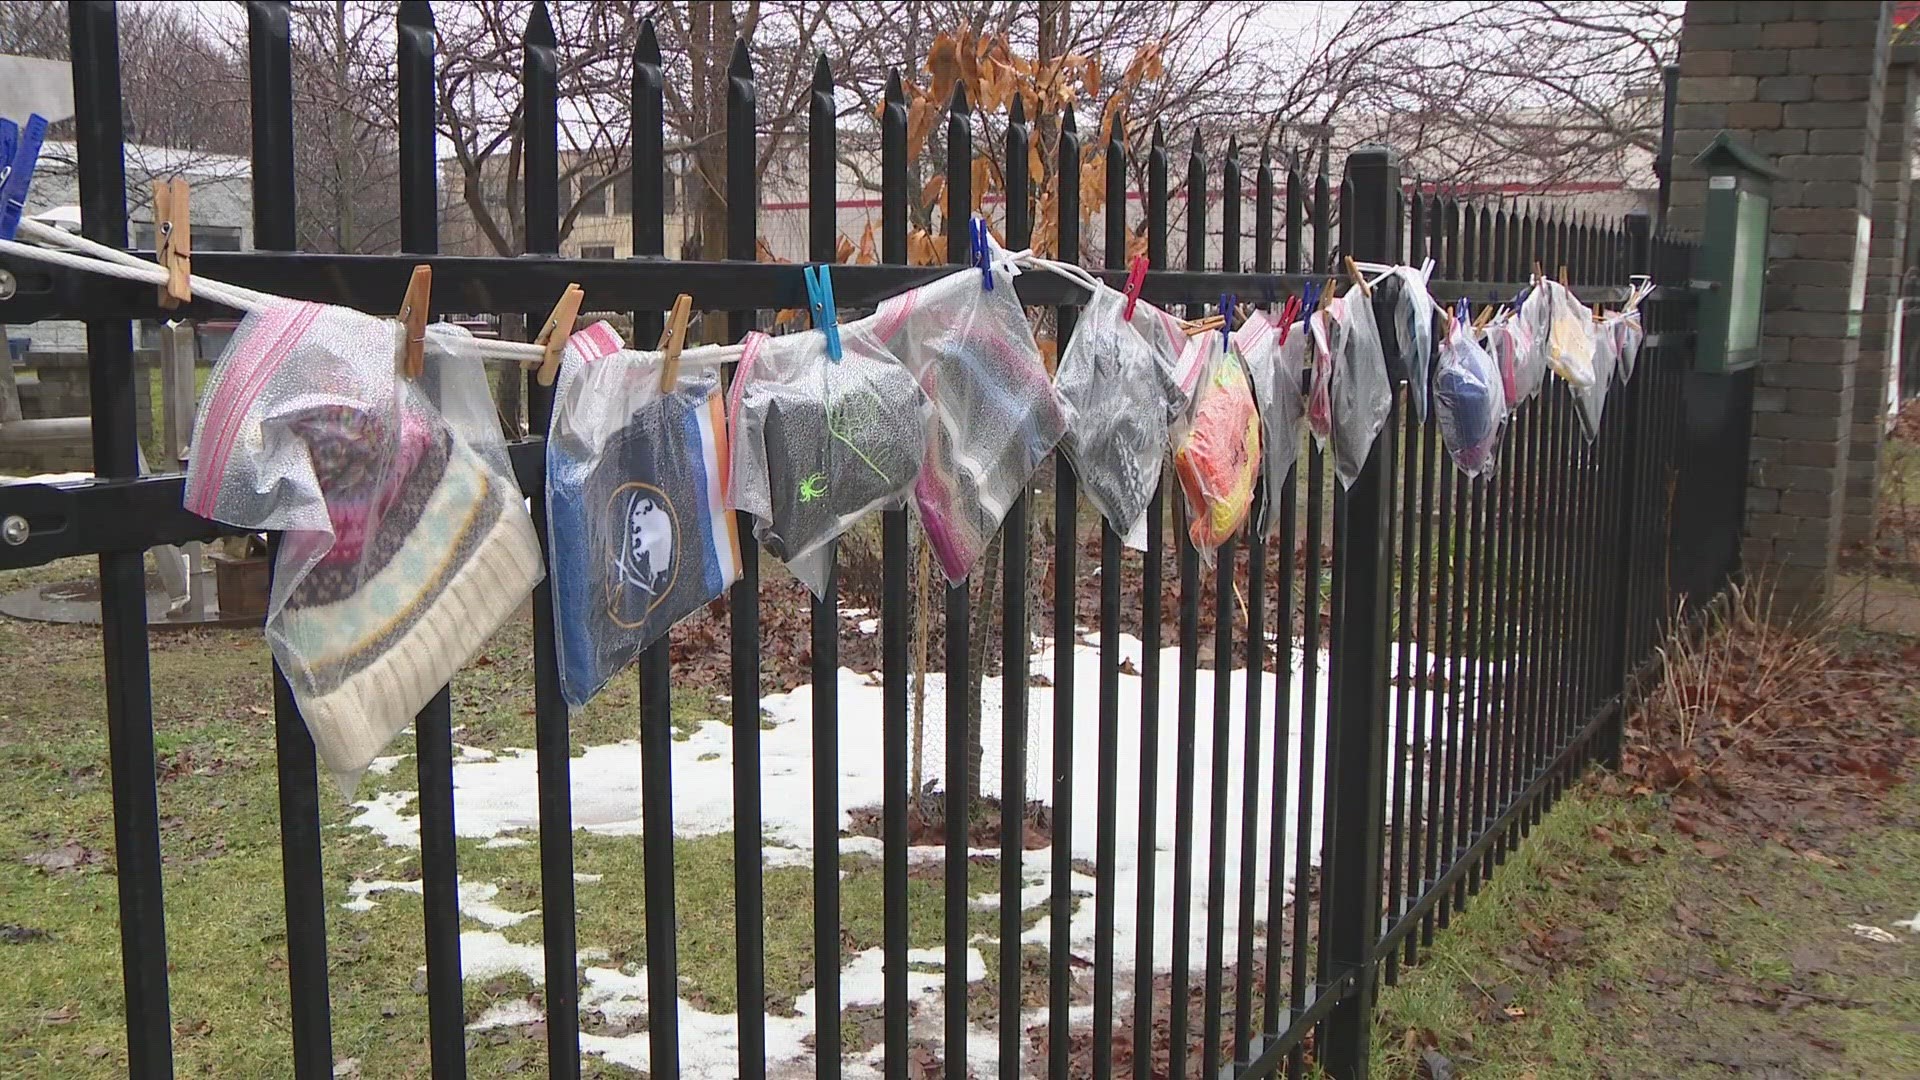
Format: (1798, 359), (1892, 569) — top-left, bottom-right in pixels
(1510, 285), (1530, 314)
(1220, 293), (1235, 351)
(1456, 296), (1471, 327)
(804, 263), (842, 362)
(0, 114), (48, 241)
(1298, 279), (1320, 323)
(970, 214), (993, 291)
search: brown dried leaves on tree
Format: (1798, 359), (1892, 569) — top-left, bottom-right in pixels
(877, 28), (1162, 264)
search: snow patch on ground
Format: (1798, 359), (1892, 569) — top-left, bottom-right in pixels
(347, 634), (1476, 1078)
(342, 879), (532, 929)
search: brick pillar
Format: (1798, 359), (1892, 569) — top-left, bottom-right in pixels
(1846, 46), (1917, 546)
(1670, 0), (1892, 609)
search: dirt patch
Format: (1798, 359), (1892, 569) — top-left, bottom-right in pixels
(845, 794), (1054, 850)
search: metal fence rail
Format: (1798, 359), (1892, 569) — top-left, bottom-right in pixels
(0, 3), (1717, 1078)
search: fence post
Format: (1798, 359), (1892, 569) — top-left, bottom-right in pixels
(1603, 210), (1653, 768)
(1319, 145), (1400, 1080)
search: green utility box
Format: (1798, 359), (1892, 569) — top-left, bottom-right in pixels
(1691, 132), (1780, 374)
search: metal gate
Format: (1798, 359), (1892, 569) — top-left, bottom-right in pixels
(0, 3), (1714, 1077)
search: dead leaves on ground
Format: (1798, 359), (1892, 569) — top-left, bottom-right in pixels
(23, 840), (103, 875)
(1622, 582), (1919, 813)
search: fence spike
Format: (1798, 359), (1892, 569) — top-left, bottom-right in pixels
(637, 16), (659, 63)
(525, 0), (554, 45)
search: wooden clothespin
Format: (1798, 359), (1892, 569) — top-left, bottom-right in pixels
(1474, 304), (1496, 330)
(657, 293), (692, 392)
(533, 283), (585, 387)
(1342, 256), (1371, 298)
(1558, 265), (1569, 287)
(396, 265), (432, 379)
(1532, 261), (1545, 284)
(154, 177), (191, 309)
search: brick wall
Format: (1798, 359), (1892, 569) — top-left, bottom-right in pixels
(1670, 0), (1894, 609)
(1846, 47), (1918, 547)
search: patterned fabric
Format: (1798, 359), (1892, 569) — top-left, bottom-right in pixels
(726, 327), (925, 595)
(546, 323), (743, 710)
(182, 301), (542, 790)
(1055, 284), (1185, 548)
(275, 413), (514, 695)
(872, 267), (1067, 583)
(278, 405), (449, 596)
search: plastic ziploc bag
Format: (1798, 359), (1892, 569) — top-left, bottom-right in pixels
(1480, 316), (1519, 408)
(545, 321), (744, 710)
(1127, 296), (1197, 418)
(182, 302), (543, 790)
(1172, 329), (1261, 562)
(1574, 314), (1619, 442)
(1433, 300), (1509, 477)
(1609, 309), (1644, 384)
(873, 263), (1068, 583)
(1521, 278), (1597, 389)
(1055, 282), (1185, 549)
(1372, 262), (1437, 420)
(1329, 285), (1395, 489)
(1236, 304), (1305, 537)
(1503, 294), (1549, 405)
(727, 323), (928, 595)
(1306, 297), (1339, 447)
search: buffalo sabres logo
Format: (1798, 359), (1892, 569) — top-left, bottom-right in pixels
(605, 481), (678, 628)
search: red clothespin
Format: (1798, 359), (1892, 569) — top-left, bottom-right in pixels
(1274, 293), (1303, 346)
(1122, 253), (1148, 319)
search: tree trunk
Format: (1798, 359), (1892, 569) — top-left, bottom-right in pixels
(965, 529), (1002, 809)
(686, 0), (740, 275)
(329, 2), (354, 253)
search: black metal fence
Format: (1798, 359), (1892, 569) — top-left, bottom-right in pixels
(0, 2), (1718, 1078)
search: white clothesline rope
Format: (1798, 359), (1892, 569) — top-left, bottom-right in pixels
(0, 226), (1098, 370)
(3, 222), (570, 366)
(4, 224), (1631, 371)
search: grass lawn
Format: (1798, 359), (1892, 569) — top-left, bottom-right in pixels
(1371, 625), (1920, 1079)
(0, 556), (1012, 1077)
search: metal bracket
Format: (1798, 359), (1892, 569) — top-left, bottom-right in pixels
(0, 477), (234, 569)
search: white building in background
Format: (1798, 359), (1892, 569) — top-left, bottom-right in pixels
(12, 142), (253, 355)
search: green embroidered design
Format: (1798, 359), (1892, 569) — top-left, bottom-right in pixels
(798, 472), (828, 502)
(823, 383), (893, 484)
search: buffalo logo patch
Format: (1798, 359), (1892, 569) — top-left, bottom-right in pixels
(605, 481), (679, 628)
